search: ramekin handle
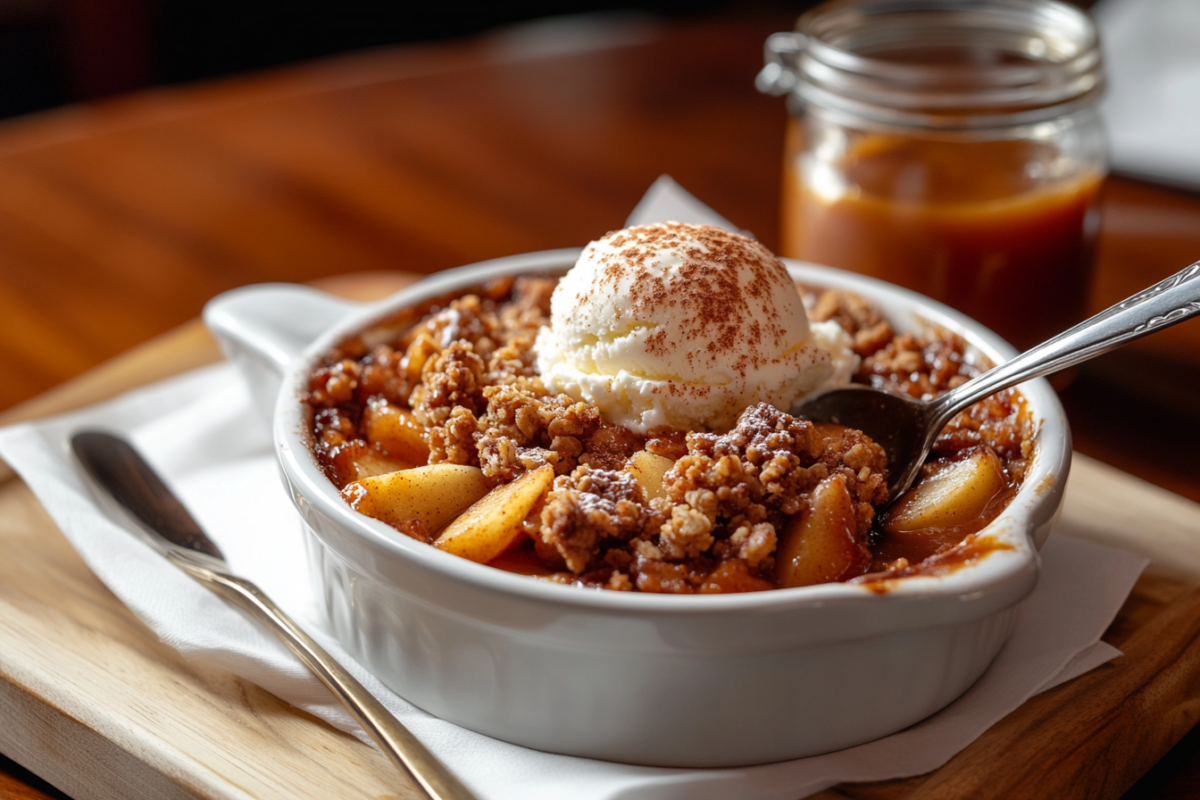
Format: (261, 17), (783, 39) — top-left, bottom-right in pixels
(204, 284), (362, 420)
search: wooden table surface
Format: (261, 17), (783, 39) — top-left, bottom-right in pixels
(1, 10), (1199, 800)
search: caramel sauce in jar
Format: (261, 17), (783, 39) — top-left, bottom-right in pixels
(782, 124), (1104, 349)
(760, 0), (1107, 351)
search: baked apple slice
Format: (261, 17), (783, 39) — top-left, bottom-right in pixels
(886, 447), (1007, 533)
(776, 474), (871, 588)
(362, 399), (430, 465)
(342, 464), (489, 536)
(435, 465), (555, 563)
(327, 441), (412, 483)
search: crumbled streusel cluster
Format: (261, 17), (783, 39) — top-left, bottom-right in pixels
(305, 277), (1030, 592)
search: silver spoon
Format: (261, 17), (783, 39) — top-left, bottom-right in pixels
(70, 430), (478, 800)
(798, 259), (1200, 503)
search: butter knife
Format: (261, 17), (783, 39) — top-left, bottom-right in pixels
(71, 429), (477, 800)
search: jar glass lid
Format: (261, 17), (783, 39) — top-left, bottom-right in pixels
(758, 0), (1103, 129)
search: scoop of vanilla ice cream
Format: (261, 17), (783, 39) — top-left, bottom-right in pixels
(535, 222), (834, 432)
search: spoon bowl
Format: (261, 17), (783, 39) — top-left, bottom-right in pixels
(797, 385), (935, 501)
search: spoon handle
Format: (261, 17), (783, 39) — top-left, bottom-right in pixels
(166, 552), (478, 800)
(931, 259), (1200, 423)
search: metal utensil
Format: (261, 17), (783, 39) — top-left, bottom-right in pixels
(70, 430), (477, 800)
(798, 259), (1200, 502)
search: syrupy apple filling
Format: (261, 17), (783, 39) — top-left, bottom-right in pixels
(303, 274), (1033, 594)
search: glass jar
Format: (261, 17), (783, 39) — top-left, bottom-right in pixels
(758, 0), (1106, 350)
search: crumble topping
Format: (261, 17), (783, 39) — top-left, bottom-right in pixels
(540, 466), (663, 574)
(667, 403), (887, 542)
(306, 275), (1032, 593)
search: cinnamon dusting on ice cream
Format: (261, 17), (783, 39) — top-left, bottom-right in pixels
(536, 222), (836, 432)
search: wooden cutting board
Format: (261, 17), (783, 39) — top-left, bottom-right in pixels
(2, 273), (1200, 800)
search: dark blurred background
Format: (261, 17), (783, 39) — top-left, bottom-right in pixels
(0, 0), (802, 120)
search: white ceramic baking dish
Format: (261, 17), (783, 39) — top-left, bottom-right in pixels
(203, 248), (1070, 768)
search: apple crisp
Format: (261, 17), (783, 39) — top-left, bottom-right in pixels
(304, 276), (1033, 593)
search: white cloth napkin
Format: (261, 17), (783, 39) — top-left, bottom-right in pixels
(0, 178), (1149, 798)
(1094, 0), (1200, 190)
(626, 175), (743, 232)
(0, 354), (1147, 800)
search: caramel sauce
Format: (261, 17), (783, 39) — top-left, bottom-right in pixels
(782, 120), (1103, 350)
(855, 532), (1016, 593)
(872, 481), (1017, 570)
(488, 546), (557, 578)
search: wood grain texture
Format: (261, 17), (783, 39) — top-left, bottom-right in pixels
(903, 584), (1200, 800)
(0, 272), (412, 799)
(0, 753), (68, 800)
(0, 11), (1197, 419)
(0, 450), (414, 800)
(0, 14), (790, 412)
